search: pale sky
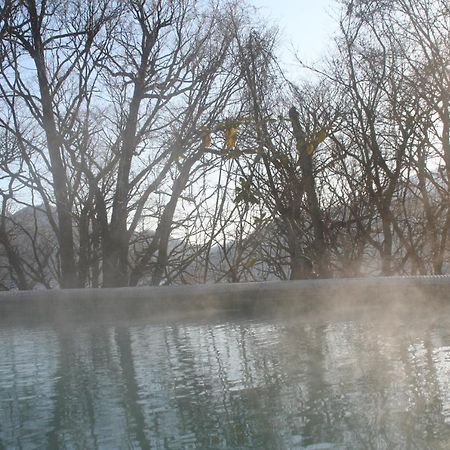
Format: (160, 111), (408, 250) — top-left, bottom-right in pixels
(252, 0), (340, 76)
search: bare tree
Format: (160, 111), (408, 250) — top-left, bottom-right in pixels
(0, 0), (114, 287)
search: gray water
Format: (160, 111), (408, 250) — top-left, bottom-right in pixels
(1, 304), (450, 449)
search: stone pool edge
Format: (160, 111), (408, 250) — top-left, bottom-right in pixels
(1, 276), (449, 322)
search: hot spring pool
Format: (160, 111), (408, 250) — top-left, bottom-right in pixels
(1, 279), (450, 449)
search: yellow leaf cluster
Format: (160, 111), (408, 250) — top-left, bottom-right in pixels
(225, 127), (238, 149)
(302, 127), (329, 156)
(317, 128), (327, 144)
(201, 129), (211, 148)
(199, 116), (277, 151)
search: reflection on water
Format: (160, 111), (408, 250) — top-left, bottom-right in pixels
(2, 306), (450, 449)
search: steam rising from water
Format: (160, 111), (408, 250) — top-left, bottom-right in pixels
(1, 284), (450, 449)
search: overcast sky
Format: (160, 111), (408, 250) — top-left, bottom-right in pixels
(252, 0), (340, 76)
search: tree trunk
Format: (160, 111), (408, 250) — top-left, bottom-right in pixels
(289, 106), (330, 278)
(77, 207), (90, 287)
(380, 216), (393, 276)
(151, 156), (198, 286)
(103, 72), (146, 287)
(289, 255), (314, 280)
(28, 1), (77, 288)
(0, 232), (29, 290)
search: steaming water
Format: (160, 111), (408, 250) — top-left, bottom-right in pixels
(2, 304), (450, 449)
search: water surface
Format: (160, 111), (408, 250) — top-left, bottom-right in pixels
(1, 303), (450, 449)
